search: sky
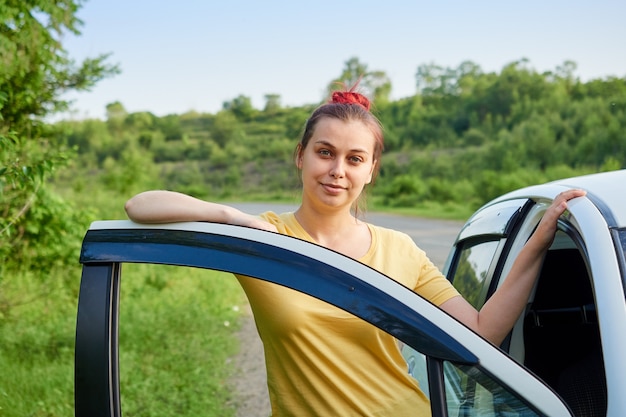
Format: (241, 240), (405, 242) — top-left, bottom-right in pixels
(59, 0), (626, 120)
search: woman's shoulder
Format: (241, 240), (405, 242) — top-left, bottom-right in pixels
(365, 222), (427, 262)
(259, 211), (307, 239)
(259, 211), (293, 226)
(367, 222), (415, 245)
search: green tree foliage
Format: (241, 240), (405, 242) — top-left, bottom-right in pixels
(0, 1), (117, 128)
(1, 1), (118, 296)
(157, 113), (184, 141)
(264, 93), (282, 113)
(222, 94), (255, 120)
(211, 110), (243, 148)
(60, 57), (625, 217)
(377, 58), (625, 207)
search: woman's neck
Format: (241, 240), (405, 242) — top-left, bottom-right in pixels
(294, 205), (362, 248)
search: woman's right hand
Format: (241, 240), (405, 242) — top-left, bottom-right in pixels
(229, 212), (278, 233)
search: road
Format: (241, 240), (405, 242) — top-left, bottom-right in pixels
(226, 202), (465, 417)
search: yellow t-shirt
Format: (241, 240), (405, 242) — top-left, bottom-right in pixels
(236, 212), (460, 416)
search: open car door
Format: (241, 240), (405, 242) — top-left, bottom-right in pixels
(75, 220), (573, 417)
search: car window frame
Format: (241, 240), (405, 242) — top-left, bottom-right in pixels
(445, 199), (533, 312)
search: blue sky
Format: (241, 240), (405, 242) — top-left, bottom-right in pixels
(60, 0), (626, 120)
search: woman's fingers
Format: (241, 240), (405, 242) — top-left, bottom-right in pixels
(533, 189), (586, 248)
(552, 188), (587, 215)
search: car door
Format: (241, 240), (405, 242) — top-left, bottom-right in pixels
(444, 188), (626, 416)
(75, 220), (573, 417)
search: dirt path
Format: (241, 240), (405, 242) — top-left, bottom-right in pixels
(230, 305), (270, 417)
(226, 203), (463, 417)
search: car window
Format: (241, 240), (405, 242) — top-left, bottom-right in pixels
(444, 361), (542, 417)
(402, 347), (544, 416)
(447, 198), (531, 309)
(449, 240), (500, 309)
(451, 199), (610, 416)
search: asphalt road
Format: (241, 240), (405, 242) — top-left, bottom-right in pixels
(226, 202), (464, 268)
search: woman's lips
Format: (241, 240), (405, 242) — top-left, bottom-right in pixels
(321, 183), (346, 194)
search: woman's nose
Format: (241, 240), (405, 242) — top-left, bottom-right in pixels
(329, 160), (345, 178)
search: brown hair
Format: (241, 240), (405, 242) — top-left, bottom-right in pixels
(296, 85), (385, 183)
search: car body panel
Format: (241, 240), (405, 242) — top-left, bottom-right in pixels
(490, 170), (626, 228)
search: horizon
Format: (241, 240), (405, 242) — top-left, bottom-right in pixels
(58, 0), (626, 120)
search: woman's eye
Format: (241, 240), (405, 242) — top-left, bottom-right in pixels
(319, 149), (331, 156)
(349, 156), (363, 163)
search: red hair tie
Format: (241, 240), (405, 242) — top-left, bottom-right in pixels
(330, 91), (371, 111)
(329, 77), (371, 111)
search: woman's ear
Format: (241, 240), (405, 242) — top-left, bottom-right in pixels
(295, 144), (303, 169)
(366, 160), (377, 184)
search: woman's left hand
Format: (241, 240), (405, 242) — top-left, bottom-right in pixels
(533, 188), (587, 250)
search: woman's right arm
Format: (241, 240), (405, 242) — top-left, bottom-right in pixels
(124, 190), (277, 232)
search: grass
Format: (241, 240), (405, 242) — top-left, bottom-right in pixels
(118, 264), (247, 416)
(0, 260), (249, 416)
(0, 268), (78, 416)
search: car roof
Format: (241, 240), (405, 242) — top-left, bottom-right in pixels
(489, 169), (626, 228)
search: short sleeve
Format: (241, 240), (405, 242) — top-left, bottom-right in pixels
(363, 225), (460, 306)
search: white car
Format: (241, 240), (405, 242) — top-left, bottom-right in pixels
(430, 168), (625, 417)
(75, 169), (626, 416)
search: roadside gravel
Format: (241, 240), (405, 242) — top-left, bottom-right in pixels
(230, 305), (271, 417)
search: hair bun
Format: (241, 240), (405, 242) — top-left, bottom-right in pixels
(330, 91), (371, 111)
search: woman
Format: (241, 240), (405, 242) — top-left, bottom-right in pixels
(125, 86), (585, 416)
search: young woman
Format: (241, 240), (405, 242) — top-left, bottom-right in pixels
(125, 87), (585, 416)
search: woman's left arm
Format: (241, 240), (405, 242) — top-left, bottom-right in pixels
(440, 188), (587, 345)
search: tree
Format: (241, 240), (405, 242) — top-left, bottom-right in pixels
(211, 110), (242, 147)
(1, 1), (119, 285)
(415, 62), (453, 96)
(105, 101), (127, 134)
(1, 1), (119, 131)
(222, 94), (255, 120)
(263, 94), (282, 113)
(106, 101), (128, 120)
(326, 57), (392, 105)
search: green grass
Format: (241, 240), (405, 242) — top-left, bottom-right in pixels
(118, 265), (246, 416)
(0, 261), (249, 416)
(0, 268), (78, 416)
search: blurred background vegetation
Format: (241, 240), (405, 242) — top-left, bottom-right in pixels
(1, 1), (625, 416)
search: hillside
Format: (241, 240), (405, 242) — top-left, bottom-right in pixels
(54, 60), (625, 218)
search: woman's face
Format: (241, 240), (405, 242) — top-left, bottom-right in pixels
(296, 117), (377, 213)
